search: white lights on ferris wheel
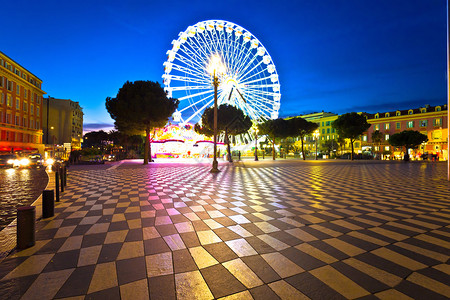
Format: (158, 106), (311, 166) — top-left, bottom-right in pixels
(162, 19), (281, 128)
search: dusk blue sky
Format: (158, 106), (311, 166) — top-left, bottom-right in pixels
(2, 0), (447, 132)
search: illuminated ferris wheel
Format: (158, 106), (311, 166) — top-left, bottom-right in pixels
(162, 20), (281, 127)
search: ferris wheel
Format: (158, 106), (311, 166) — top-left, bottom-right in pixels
(162, 20), (281, 128)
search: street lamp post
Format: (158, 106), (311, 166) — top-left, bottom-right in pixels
(313, 130), (320, 160)
(254, 127), (259, 161)
(207, 55), (225, 173)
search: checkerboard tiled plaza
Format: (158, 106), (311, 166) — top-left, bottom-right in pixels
(0, 160), (449, 299)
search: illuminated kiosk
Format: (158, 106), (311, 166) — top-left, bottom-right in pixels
(162, 20), (281, 152)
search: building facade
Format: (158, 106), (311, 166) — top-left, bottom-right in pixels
(363, 104), (448, 160)
(42, 97), (83, 157)
(0, 51), (45, 154)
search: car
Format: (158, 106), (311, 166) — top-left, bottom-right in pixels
(28, 153), (44, 168)
(0, 153), (20, 168)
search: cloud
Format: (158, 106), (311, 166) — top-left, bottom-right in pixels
(83, 123), (115, 132)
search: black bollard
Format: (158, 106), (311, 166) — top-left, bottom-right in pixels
(63, 166), (67, 187)
(60, 167), (64, 193)
(17, 206), (35, 249)
(42, 190), (55, 218)
(55, 171), (60, 202)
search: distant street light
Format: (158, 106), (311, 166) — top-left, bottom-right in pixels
(207, 54), (226, 173)
(313, 130), (320, 160)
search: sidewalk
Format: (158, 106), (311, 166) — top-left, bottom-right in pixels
(0, 160), (449, 299)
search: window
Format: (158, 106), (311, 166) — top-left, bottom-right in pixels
(332, 128), (335, 133)
(322, 129), (325, 134)
(322, 122), (324, 126)
(396, 111), (401, 116)
(374, 124), (380, 130)
(36, 96), (40, 105)
(36, 121), (40, 129)
(6, 79), (12, 91)
(16, 99), (20, 109)
(407, 121), (414, 128)
(23, 102), (27, 112)
(0, 93), (3, 104)
(24, 89), (27, 98)
(421, 108), (426, 113)
(30, 104), (34, 114)
(385, 123), (390, 130)
(385, 146), (390, 151)
(6, 113), (11, 124)
(0, 76), (3, 87)
(16, 84), (20, 95)
(326, 121), (330, 126)
(362, 135), (367, 142)
(23, 117), (26, 126)
(327, 128), (330, 134)
(408, 110), (413, 115)
(385, 134), (389, 140)
(15, 115), (19, 125)
(385, 113), (390, 117)
(436, 106), (441, 112)
(7, 95), (11, 107)
(355, 142), (360, 148)
(36, 107), (39, 116)
(396, 122), (401, 129)
(434, 118), (442, 126)
(375, 114), (379, 119)
(420, 120), (428, 127)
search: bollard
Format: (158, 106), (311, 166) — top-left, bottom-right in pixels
(60, 167), (64, 193)
(63, 166), (67, 187)
(55, 171), (60, 202)
(42, 190), (55, 218)
(17, 206), (35, 249)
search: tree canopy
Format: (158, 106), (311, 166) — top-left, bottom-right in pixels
(287, 117), (319, 160)
(105, 80), (179, 164)
(258, 118), (290, 160)
(389, 130), (428, 161)
(195, 104), (252, 161)
(332, 112), (371, 160)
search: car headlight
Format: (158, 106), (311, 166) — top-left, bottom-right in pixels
(7, 159), (15, 164)
(46, 158), (55, 165)
(20, 158), (30, 166)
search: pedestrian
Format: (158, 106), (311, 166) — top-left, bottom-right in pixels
(238, 151), (241, 160)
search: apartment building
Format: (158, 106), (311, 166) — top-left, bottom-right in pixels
(0, 51), (45, 154)
(43, 97), (83, 156)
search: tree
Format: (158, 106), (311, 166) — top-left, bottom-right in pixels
(389, 130), (428, 161)
(105, 81), (179, 164)
(371, 130), (383, 159)
(82, 130), (110, 150)
(332, 112), (371, 160)
(258, 118), (289, 160)
(322, 139), (339, 157)
(287, 117), (318, 160)
(195, 104), (252, 162)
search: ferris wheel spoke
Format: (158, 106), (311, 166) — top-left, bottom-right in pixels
(169, 74), (209, 86)
(175, 50), (209, 74)
(183, 97), (214, 124)
(177, 89), (214, 102)
(171, 85), (211, 92)
(238, 58), (263, 81)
